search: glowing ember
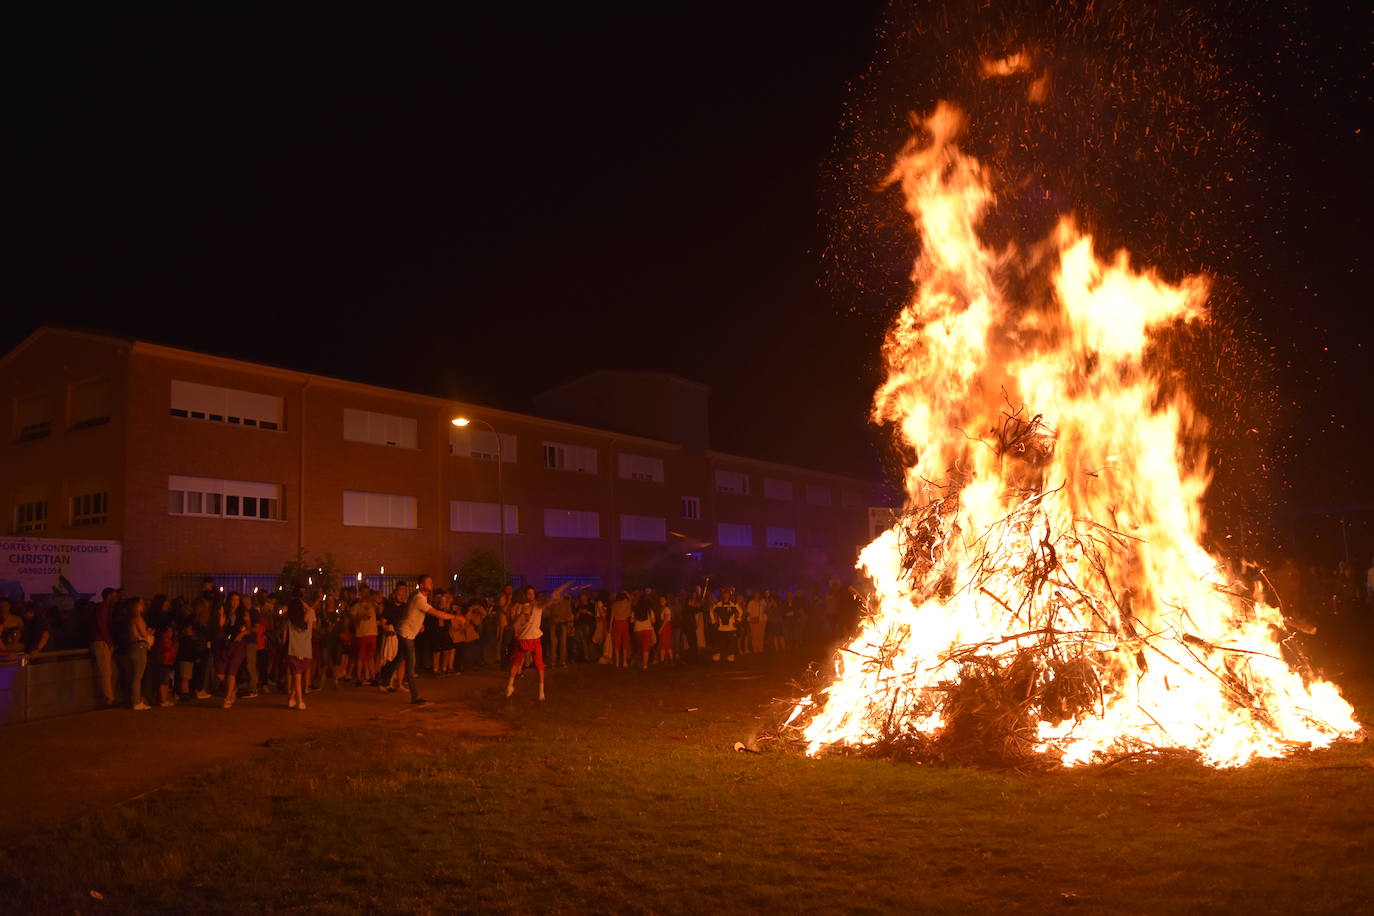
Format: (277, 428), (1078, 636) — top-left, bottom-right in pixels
(786, 101), (1360, 768)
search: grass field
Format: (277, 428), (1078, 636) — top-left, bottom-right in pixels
(4, 631), (1372, 915)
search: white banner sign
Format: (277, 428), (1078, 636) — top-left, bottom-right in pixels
(0, 536), (122, 603)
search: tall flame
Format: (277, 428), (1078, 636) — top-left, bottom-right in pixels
(788, 103), (1360, 767)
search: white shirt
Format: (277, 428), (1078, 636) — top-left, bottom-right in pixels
(512, 601), (543, 640)
(399, 590), (434, 640)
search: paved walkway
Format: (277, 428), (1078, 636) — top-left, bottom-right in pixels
(0, 670), (509, 848)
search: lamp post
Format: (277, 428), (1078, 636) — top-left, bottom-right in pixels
(452, 416), (507, 588)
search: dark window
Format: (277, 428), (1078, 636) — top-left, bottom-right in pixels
(260, 421), (279, 431)
(242, 496), (257, 517)
(226, 495), (240, 516)
(170, 408), (189, 418)
(17, 422), (52, 442)
(190, 411), (206, 420)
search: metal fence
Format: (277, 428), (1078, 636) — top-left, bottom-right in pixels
(162, 572), (425, 600)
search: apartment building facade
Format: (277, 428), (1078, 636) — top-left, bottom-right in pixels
(1, 327), (886, 596)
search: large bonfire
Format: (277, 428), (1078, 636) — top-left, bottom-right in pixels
(784, 100), (1361, 768)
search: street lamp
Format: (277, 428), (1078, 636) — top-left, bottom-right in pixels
(451, 416), (508, 588)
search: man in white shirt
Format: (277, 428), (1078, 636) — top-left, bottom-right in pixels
(379, 575), (455, 705)
(506, 581), (579, 701)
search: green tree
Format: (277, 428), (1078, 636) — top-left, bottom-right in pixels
(455, 548), (507, 596)
(279, 549), (341, 594)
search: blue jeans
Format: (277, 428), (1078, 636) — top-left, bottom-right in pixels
(389, 636), (420, 701)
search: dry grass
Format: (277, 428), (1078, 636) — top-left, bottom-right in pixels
(3, 632), (1372, 914)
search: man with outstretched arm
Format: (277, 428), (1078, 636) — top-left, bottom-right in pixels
(506, 581), (582, 701)
(378, 575), (456, 705)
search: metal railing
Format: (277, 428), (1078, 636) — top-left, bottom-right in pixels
(162, 572), (425, 600)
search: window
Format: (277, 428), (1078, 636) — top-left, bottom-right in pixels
(342, 491), (417, 529)
(717, 522), (753, 547)
(806, 485), (833, 507)
(170, 380), (283, 430)
(71, 491), (108, 526)
(14, 500), (47, 533)
(680, 496), (701, 520)
(766, 526), (797, 549)
(715, 469), (749, 495)
(70, 380), (111, 429)
(450, 500), (519, 534)
(619, 514), (667, 542)
(15, 394), (52, 442)
(617, 453), (664, 483)
(543, 509), (600, 539)
(449, 427), (517, 462)
(842, 490), (864, 508)
(542, 441), (597, 474)
(343, 408), (417, 448)
(763, 478), (794, 501)
(168, 476), (283, 521)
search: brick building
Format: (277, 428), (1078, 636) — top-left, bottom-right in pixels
(1, 326), (887, 596)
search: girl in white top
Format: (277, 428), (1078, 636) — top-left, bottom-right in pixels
(285, 596), (316, 710)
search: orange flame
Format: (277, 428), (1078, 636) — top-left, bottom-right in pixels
(788, 103), (1360, 767)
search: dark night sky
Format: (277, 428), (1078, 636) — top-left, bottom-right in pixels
(3, 2), (1369, 550)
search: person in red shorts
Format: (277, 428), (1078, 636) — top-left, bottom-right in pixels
(655, 594), (674, 665)
(285, 596), (316, 710)
(350, 587), (379, 686)
(505, 581), (580, 701)
(608, 591), (633, 668)
(631, 598), (655, 669)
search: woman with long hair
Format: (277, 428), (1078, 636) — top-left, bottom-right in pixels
(285, 596), (315, 710)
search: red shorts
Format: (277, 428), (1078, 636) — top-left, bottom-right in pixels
(286, 655), (310, 675)
(611, 619), (631, 651)
(635, 629), (655, 652)
(511, 638), (544, 671)
(658, 625), (673, 651)
(353, 635), (377, 660)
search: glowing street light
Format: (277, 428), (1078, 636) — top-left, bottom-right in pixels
(451, 415), (508, 589)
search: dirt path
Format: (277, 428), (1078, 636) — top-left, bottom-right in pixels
(0, 670), (509, 847)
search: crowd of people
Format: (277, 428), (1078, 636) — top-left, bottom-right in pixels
(0, 574), (864, 711)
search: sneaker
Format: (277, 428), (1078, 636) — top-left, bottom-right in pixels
(410, 698), (429, 706)
(377, 684), (390, 693)
(505, 684), (514, 697)
(222, 698), (234, 709)
(288, 696), (298, 709)
(538, 691), (546, 702)
(297, 700), (307, 710)
(195, 690), (211, 699)
(243, 691), (259, 699)
(727, 655), (735, 662)
(159, 700), (175, 708)
(132, 702), (150, 711)
(711, 654), (720, 662)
